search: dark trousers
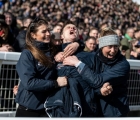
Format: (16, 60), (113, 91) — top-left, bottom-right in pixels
(15, 105), (48, 117)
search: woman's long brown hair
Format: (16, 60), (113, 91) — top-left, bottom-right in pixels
(25, 18), (54, 67)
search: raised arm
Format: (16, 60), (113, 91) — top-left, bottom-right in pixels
(63, 55), (130, 89)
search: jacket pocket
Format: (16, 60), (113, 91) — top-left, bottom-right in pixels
(15, 88), (28, 104)
(108, 96), (129, 116)
(23, 90), (29, 103)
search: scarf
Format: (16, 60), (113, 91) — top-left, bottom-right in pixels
(32, 40), (50, 52)
(98, 49), (120, 64)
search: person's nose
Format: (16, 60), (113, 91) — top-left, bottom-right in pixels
(70, 27), (74, 30)
(46, 31), (50, 35)
(110, 47), (115, 53)
(7, 17), (10, 20)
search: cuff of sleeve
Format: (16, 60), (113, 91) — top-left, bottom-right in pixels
(77, 62), (85, 73)
(94, 88), (102, 96)
(75, 61), (82, 67)
(54, 81), (59, 88)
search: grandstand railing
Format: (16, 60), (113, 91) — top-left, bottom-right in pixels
(0, 52), (140, 114)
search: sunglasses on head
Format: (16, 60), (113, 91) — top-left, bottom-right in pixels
(29, 17), (48, 30)
(29, 17), (41, 26)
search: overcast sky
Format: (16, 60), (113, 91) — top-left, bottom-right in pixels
(132, 0), (140, 5)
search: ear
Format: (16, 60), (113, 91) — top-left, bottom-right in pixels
(31, 32), (36, 39)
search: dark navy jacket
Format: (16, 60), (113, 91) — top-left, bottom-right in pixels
(45, 78), (82, 117)
(13, 30), (26, 52)
(44, 43), (96, 117)
(15, 41), (57, 110)
(78, 50), (130, 117)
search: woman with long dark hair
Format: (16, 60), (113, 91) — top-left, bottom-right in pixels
(15, 18), (68, 117)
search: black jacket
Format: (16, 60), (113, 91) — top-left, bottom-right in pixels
(15, 41), (57, 110)
(45, 78), (82, 117)
(44, 43), (96, 117)
(13, 30), (26, 52)
(78, 50), (130, 117)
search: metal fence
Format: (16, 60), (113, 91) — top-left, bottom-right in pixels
(0, 62), (19, 112)
(0, 52), (140, 113)
(0, 52), (20, 113)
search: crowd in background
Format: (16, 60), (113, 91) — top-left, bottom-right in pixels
(0, 0), (140, 60)
(0, 0), (140, 115)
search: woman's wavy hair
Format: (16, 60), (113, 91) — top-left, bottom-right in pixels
(26, 17), (55, 67)
(100, 27), (117, 37)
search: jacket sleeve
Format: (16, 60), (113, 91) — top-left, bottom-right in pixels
(94, 59), (130, 95)
(79, 58), (130, 89)
(16, 50), (56, 91)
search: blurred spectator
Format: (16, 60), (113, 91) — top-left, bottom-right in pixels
(99, 22), (108, 31)
(134, 28), (140, 41)
(0, 14), (14, 52)
(130, 39), (139, 51)
(0, 44), (14, 52)
(16, 17), (23, 30)
(130, 41), (140, 60)
(120, 27), (135, 59)
(78, 27), (84, 40)
(84, 36), (97, 53)
(4, 12), (19, 38)
(1, 1), (140, 31)
(114, 28), (123, 40)
(52, 24), (62, 33)
(0, 0), (140, 53)
(13, 17), (32, 52)
(51, 32), (62, 45)
(57, 21), (64, 27)
(89, 27), (99, 40)
(82, 28), (89, 41)
(89, 28), (99, 51)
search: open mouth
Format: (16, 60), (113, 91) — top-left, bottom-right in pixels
(108, 54), (115, 58)
(43, 37), (50, 41)
(70, 31), (74, 35)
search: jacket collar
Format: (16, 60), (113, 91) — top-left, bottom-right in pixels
(62, 42), (83, 54)
(62, 42), (72, 51)
(32, 40), (50, 52)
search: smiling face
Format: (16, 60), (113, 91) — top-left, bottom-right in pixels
(31, 24), (50, 43)
(61, 24), (79, 43)
(127, 28), (134, 38)
(5, 14), (13, 26)
(85, 38), (96, 52)
(102, 45), (119, 59)
(53, 25), (62, 33)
